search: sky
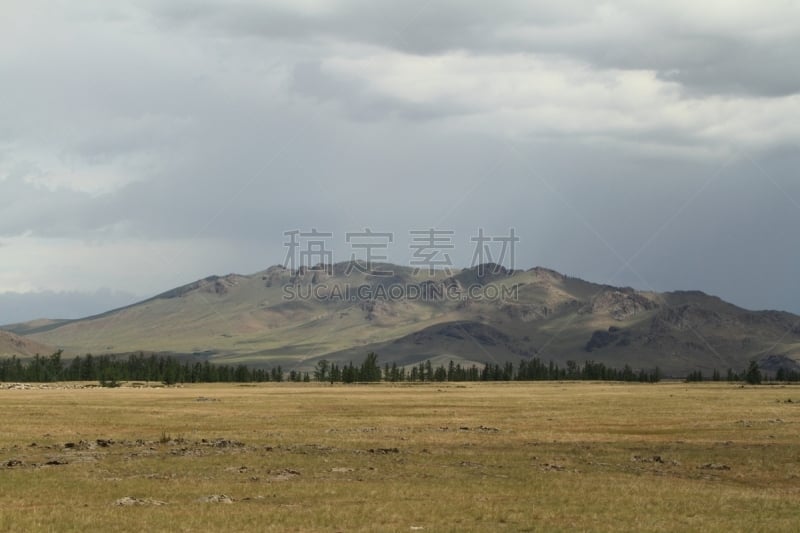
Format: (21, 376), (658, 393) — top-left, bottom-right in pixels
(1, 0), (799, 324)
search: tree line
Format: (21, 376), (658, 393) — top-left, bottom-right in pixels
(684, 360), (790, 385)
(310, 353), (662, 383)
(0, 350), (659, 385)
(2, 350), (787, 385)
(0, 351), (282, 385)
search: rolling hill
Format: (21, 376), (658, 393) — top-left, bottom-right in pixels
(4, 262), (800, 375)
(0, 329), (56, 358)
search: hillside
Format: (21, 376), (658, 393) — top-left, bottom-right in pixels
(5, 263), (800, 375)
(0, 329), (56, 358)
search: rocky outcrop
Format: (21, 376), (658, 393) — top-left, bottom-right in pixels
(590, 290), (658, 320)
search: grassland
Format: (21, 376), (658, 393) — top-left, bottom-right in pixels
(1, 382), (799, 532)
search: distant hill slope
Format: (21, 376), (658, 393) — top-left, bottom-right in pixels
(5, 263), (800, 375)
(0, 329), (56, 358)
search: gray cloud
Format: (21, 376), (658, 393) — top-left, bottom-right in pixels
(1, 0), (799, 323)
(149, 0), (800, 97)
(290, 61), (472, 121)
(0, 289), (140, 326)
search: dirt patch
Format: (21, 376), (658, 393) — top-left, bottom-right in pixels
(368, 448), (399, 454)
(453, 425), (500, 433)
(64, 440), (96, 450)
(198, 494), (235, 504)
(269, 468), (301, 481)
(631, 455), (680, 466)
(699, 463), (731, 471)
(115, 496), (168, 506)
(202, 438), (244, 448)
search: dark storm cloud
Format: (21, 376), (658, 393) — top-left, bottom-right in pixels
(150, 0), (800, 97)
(658, 44), (800, 97)
(1, 0), (799, 322)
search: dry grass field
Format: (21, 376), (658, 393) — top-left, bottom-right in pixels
(1, 382), (799, 532)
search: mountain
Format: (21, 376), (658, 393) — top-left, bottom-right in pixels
(4, 263), (800, 375)
(0, 329), (56, 358)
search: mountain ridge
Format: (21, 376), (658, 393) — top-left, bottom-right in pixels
(3, 262), (799, 375)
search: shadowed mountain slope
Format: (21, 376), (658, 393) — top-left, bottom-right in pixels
(4, 263), (799, 375)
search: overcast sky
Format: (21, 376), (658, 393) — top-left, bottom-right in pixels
(1, 0), (799, 324)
